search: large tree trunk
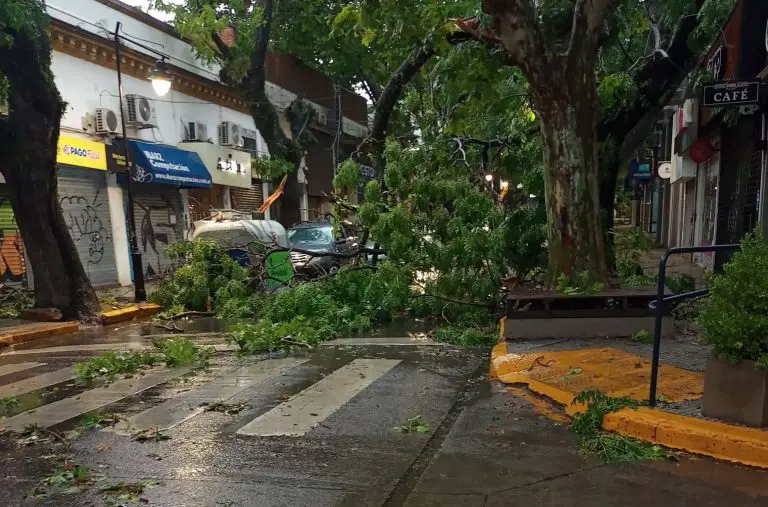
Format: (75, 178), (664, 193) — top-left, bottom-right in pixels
(0, 12), (100, 322)
(531, 63), (608, 282)
(238, 0), (303, 229)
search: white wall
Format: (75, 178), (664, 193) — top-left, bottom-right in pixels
(52, 51), (266, 152)
(47, 0), (220, 83)
(47, 0), (368, 136)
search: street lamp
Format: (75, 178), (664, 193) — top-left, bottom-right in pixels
(148, 59), (172, 97)
(113, 21), (173, 302)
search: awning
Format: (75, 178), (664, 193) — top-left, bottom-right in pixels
(127, 141), (212, 188)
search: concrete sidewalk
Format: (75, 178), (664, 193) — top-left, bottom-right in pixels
(491, 336), (768, 468)
(0, 303), (162, 349)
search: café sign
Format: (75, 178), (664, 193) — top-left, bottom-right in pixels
(703, 80), (760, 107)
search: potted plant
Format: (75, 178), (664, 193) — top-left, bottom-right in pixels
(698, 232), (768, 426)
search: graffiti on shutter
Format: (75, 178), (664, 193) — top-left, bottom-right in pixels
(0, 189), (26, 284)
(58, 167), (118, 286)
(133, 187), (184, 279)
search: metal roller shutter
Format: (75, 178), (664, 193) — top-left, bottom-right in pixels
(187, 186), (225, 223)
(57, 166), (118, 286)
(0, 186), (27, 285)
(716, 118), (761, 268)
(230, 183), (264, 218)
(130, 185), (185, 279)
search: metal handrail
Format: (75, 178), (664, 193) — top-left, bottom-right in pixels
(648, 244), (740, 407)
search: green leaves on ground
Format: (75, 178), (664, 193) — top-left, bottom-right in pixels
(0, 286), (33, 318)
(78, 413), (123, 431)
(570, 391), (668, 464)
(394, 415), (430, 433)
(131, 427), (171, 443)
(73, 350), (161, 382)
(100, 481), (158, 504)
(32, 464), (96, 498)
(0, 395), (20, 412)
(155, 337), (213, 368)
(73, 338), (211, 382)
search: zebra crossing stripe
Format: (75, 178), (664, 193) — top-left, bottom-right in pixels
(237, 358), (401, 437)
(0, 343), (148, 357)
(111, 358), (307, 434)
(0, 367), (74, 398)
(0, 362), (46, 377)
(1, 366), (193, 432)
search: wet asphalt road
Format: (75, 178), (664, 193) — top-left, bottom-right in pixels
(1, 325), (768, 506)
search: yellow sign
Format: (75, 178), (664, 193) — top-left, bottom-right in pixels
(57, 135), (107, 171)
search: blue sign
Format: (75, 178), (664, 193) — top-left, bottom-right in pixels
(127, 141), (212, 188)
(631, 160), (652, 181)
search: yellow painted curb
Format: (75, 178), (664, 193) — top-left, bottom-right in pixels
(604, 407), (768, 469)
(490, 342), (768, 469)
(0, 321), (79, 348)
(103, 303), (162, 325)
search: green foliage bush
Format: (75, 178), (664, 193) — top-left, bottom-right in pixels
(149, 239), (250, 312)
(698, 233), (768, 369)
(665, 274), (696, 295)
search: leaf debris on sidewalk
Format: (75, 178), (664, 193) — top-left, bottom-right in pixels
(394, 415), (430, 433)
(100, 480), (159, 504)
(201, 401), (249, 415)
(131, 427), (171, 443)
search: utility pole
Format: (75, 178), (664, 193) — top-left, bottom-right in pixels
(114, 22), (146, 301)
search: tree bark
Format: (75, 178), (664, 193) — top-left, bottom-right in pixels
(531, 60), (608, 281)
(481, 0), (613, 282)
(359, 43), (436, 175)
(238, 0), (303, 228)
(0, 11), (100, 322)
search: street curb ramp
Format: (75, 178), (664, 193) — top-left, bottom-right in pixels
(490, 341), (768, 469)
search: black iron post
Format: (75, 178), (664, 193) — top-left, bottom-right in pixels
(114, 22), (146, 302)
(648, 244), (740, 407)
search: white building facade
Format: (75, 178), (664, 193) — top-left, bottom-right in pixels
(0, 0), (368, 288)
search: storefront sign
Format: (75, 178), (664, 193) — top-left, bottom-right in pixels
(703, 81), (760, 107)
(128, 141), (212, 188)
(105, 141), (129, 174)
(631, 160), (651, 181)
(657, 162), (672, 179)
(177, 142), (252, 189)
(57, 135), (106, 171)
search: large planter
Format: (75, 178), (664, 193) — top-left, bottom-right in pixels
(703, 356), (768, 427)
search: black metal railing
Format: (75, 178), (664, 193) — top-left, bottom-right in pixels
(647, 244), (740, 407)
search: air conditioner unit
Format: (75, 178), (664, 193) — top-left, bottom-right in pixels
(185, 121), (208, 141)
(218, 121), (243, 147)
(314, 111), (328, 127)
(241, 129), (258, 151)
(125, 94), (157, 128)
(95, 108), (120, 134)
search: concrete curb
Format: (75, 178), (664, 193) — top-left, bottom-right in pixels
(102, 303), (162, 325)
(491, 339), (768, 469)
(0, 303), (163, 349)
(0, 322), (79, 348)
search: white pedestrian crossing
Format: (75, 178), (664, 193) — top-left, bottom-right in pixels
(0, 362), (45, 377)
(111, 358), (307, 434)
(0, 366), (74, 398)
(236, 358), (401, 437)
(1, 366), (193, 432)
(0, 354), (405, 440)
